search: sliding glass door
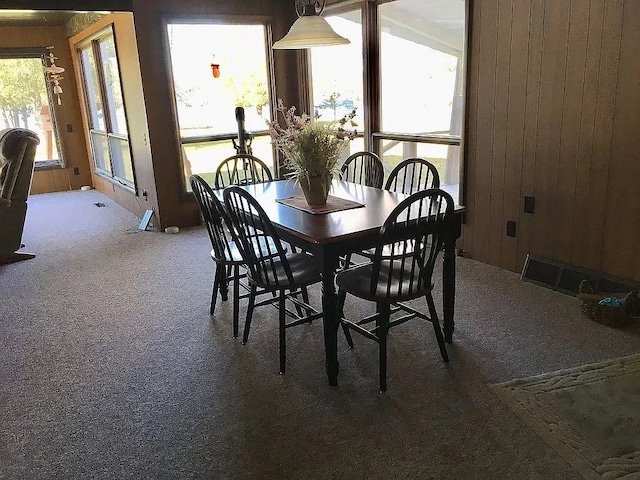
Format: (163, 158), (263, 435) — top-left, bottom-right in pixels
(77, 27), (135, 188)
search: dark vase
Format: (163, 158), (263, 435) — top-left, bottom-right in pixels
(300, 174), (331, 207)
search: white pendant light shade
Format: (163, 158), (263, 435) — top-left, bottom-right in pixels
(273, 7), (350, 49)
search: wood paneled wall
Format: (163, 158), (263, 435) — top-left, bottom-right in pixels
(462, 0), (640, 281)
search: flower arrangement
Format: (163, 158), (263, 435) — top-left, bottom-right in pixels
(267, 99), (357, 205)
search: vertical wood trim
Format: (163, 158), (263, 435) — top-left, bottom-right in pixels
(636, 219), (640, 280)
(553, 0), (589, 264)
(531, 0), (570, 260)
(501, 0), (530, 272)
(471, 0), (498, 262)
(546, 2), (571, 262)
(459, 0), (472, 207)
(584, 0), (623, 271)
(362, 1), (380, 152)
(515, 0), (544, 270)
(626, 1), (640, 280)
(603, 0), (640, 278)
(571, 0), (603, 270)
(488, 0), (512, 267)
(296, 49), (312, 115)
(461, 0), (480, 255)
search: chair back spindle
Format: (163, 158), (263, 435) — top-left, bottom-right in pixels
(215, 154), (273, 189)
(190, 175), (237, 263)
(340, 151), (384, 188)
(370, 189), (453, 300)
(384, 157), (440, 194)
(223, 186), (293, 289)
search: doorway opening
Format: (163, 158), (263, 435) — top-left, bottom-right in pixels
(0, 50), (63, 168)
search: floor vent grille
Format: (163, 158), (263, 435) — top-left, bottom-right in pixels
(521, 254), (640, 296)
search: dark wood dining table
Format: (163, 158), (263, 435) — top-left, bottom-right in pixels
(215, 179), (464, 386)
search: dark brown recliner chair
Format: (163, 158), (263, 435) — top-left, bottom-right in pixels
(0, 128), (40, 264)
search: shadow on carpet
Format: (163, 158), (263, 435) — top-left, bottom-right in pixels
(489, 353), (640, 479)
(613, 319), (640, 337)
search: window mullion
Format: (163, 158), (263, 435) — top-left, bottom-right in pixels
(362, 1), (380, 153)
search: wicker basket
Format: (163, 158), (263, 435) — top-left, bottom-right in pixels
(577, 280), (639, 327)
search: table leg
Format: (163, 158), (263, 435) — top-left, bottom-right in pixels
(442, 239), (456, 343)
(321, 252), (340, 386)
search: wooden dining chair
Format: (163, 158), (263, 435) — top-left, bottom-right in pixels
(336, 188), (454, 392)
(342, 156), (442, 267)
(338, 151), (384, 269)
(190, 175), (279, 338)
(340, 151), (384, 189)
(384, 157), (440, 194)
(223, 185), (326, 374)
(214, 154), (273, 189)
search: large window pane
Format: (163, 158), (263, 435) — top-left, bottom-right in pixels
(379, 139), (460, 197)
(166, 22), (274, 190)
(310, 12), (363, 128)
(109, 135), (133, 182)
(99, 36), (127, 136)
(79, 48), (105, 131)
(378, 0), (465, 199)
(167, 23), (272, 138)
(0, 56), (62, 165)
(379, 1), (464, 135)
(90, 131), (111, 174)
(182, 135), (274, 190)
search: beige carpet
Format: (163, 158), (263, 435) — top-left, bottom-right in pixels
(490, 353), (640, 479)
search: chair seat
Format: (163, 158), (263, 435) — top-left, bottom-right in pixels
(252, 252), (321, 290)
(216, 234), (281, 264)
(216, 241), (243, 264)
(359, 239), (418, 259)
(336, 259), (433, 303)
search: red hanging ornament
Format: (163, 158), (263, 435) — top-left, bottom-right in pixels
(210, 63), (220, 78)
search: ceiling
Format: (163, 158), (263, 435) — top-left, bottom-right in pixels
(380, 0), (466, 55)
(0, 10), (79, 26)
(0, 2), (466, 55)
(339, 0), (466, 57)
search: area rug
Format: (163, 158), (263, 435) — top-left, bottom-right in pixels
(489, 353), (640, 479)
